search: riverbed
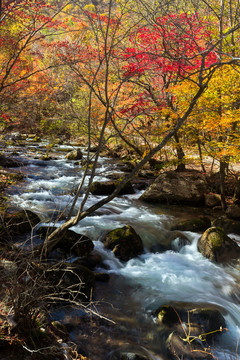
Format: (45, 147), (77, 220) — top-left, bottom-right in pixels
(3, 139), (240, 360)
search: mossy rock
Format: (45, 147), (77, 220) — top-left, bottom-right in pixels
(170, 217), (211, 232)
(101, 225), (144, 261)
(89, 180), (134, 196)
(198, 227), (240, 263)
(37, 226), (94, 257)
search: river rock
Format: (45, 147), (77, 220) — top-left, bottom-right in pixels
(85, 145), (98, 152)
(89, 181), (115, 195)
(212, 216), (240, 235)
(1, 210), (41, 237)
(4, 132), (23, 141)
(65, 148), (83, 160)
(156, 304), (226, 360)
(117, 161), (135, 172)
(225, 205), (240, 220)
(37, 227), (94, 257)
(89, 180), (135, 196)
(166, 332), (212, 360)
(156, 305), (226, 335)
(43, 263), (95, 301)
(198, 227), (240, 263)
(39, 154), (52, 161)
(170, 217), (211, 232)
(0, 155), (24, 168)
(101, 225), (144, 261)
(73, 251), (102, 270)
(140, 171), (207, 205)
(94, 272), (110, 282)
(150, 230), (190, 253)
(205, 192), (221, 207)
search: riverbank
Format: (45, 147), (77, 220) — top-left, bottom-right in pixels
(0, 137), (239, 360)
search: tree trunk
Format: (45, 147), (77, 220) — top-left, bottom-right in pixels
(174, 133), (186, 172)
(219, 159), (227, 210)
(37, 83), (211, 257)
(197, 138), (207, 174)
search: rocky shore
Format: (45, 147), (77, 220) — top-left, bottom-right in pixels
(0, 136), (239, 360)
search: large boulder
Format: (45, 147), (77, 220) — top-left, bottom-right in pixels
(65, 148), (83, 160)
(140, 171), (207, 206)
(205, 192), (221, 207)
(37, 227), (94, 257)
(198, 227), (240, 263)
(89, 180), (134, 196)
(101, 225), (144, 261)
(155, 304), (226, 360)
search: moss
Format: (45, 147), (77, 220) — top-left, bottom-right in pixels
(107, 228), (124, 244)
(157, 305), (179, 325)
(125, 226), (132, 238)
(209, 228), (225, 249)
(171, 217), (211, 232)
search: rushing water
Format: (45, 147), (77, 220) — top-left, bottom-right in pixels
(4, 140), (240, 359)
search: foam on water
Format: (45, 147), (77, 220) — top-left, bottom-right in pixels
(6, 145), (240, 358)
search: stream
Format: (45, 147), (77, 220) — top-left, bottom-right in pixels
(3, 139), (240, 360)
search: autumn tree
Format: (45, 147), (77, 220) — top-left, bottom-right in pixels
(39, 0), (240, 253)
(0, 0), (70, 130)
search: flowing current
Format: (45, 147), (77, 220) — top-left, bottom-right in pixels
(4, 140), (240, 359)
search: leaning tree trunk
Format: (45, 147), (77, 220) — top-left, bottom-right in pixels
(37, 83), (212, 257)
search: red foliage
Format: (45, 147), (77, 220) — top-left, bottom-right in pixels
(122, 13), (218, 77)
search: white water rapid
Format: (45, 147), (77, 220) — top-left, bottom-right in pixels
(5, 141), (240, 359)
